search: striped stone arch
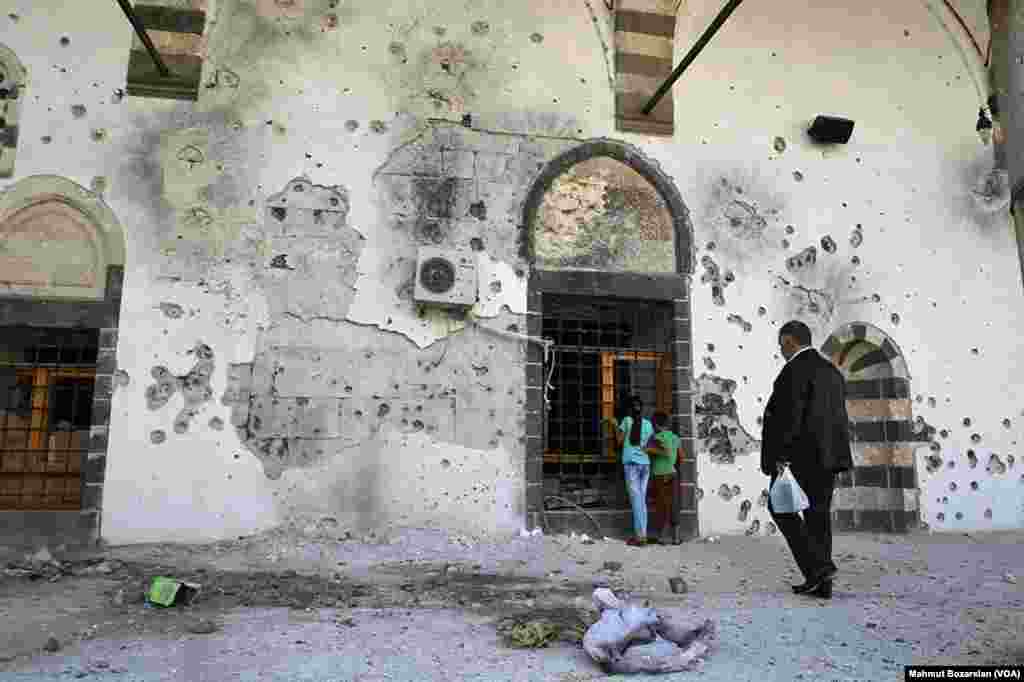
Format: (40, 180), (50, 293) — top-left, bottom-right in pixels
(821, 323), (921, 533)
(614, 0), (679, 136)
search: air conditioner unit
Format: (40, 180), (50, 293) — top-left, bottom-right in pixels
(413, 246), (478, 308)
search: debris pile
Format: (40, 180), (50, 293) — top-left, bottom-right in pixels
(582, 588), (716, 675)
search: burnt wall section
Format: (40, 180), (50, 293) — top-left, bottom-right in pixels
(822, 323), (923, 532)
(0, 266), (123, 557)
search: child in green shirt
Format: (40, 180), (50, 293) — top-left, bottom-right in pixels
(645, 412), (683, 543)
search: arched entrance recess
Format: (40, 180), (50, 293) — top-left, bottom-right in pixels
(520, 139), (698, 543)
(821, 322), (921, 532)
(0, 176), (126, 555)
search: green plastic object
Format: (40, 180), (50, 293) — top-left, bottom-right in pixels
(147, 577), (201, 607)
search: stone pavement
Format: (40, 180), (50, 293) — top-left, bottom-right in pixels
(0, 528), (1021, 680)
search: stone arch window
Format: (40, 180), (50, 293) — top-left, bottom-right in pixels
(821, 322), (920, 532)
(0, 176), (126, 300)
(0, 44), (27, 178)
(522, 140), (694, 275)
(0, 176), (125, 551)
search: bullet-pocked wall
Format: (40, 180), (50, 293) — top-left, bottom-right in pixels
(1, 0), (1021, 549)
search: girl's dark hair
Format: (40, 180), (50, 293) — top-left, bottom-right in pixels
(629, 397), (643, 445)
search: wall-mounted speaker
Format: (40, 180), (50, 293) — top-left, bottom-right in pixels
(808, 115), (855, 144)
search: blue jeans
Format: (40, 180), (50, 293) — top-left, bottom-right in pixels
(624, 463), (651, 538)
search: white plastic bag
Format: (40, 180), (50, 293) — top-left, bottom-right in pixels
(769, 465), (810, 513)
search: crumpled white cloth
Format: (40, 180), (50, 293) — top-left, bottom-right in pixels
(582, 589), (717, 674)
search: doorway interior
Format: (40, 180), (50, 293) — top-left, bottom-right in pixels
(540, 293), (674, 533)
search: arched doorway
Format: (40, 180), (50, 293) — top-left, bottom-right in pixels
(520, 140), (697, 542)
(821, 322), (920, 532)
(0, 176), (126, 555)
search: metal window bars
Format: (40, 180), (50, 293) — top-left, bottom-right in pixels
(540, 294), (674, 511)
(0, 327), (99, 510)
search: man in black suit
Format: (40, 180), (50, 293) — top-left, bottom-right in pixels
(761, 320), (853, 599)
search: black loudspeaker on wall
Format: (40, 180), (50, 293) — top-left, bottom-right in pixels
(807, 115), (855, 144)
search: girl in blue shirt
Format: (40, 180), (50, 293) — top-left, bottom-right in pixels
(607, 395), (653, 546)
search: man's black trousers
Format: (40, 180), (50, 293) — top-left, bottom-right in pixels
(768, 470), (838, 581)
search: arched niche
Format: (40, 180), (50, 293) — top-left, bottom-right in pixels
(0, 176), (126, 300)
(0, 44), (27, 178)
(521, 140), (694, 275)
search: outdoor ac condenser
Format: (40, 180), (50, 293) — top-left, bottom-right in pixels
(412, 246), (478, 308)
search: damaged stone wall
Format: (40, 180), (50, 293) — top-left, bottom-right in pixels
(1, 0), (1021, 546)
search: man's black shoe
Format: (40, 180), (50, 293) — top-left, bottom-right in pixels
(792, 578), (822, 594)
(810, 580), (832, 599)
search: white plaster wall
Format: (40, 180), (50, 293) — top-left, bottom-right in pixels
(1, 0), (1020, 543)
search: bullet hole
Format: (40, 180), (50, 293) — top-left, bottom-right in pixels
(8, 13), (19, 21)
(765, 521), (777, 535)
(111, 88), (124, 104)
(344, 120), (359, 133)
(936, 512), (945, 521)
(150, 430), (167, 444)
(785, 225), (795, 235)
(738, 499), (752, 522)
(983, 508), (993, 520)
(705, 241), (717, 251)
(433, 26), (447, 36)
(354, 410), (363, 418)
(971, 480), (979, 490)
(269, 254), (293, 270)
(967, 449), (978, 468)
(696, 487), (704, 501)
(90, 128), (108, 143)
(529, 32), (544, 43)
(369, 120), (388, 134)
(962, 417), (972, 427)
(724, 271), (735, 283)
(756, 306), (767, 317)
(159, 302), (185, 319)
(849, 227), (863, 248)
(717, 484), (734, 500)
(987, 454), (1007, 475)
(441, 458), (451, 468)
(947, 460), (955, 469)
(925, 454), (943, 473)
(949, 481), (958, 491)
(785, 246), (817, 273)
(757, 489), (769, 508)
(915, 395), (923, 404)
(41, 135), (53, 144)
(459, 197), (487, 224)
(1003, 418), (1012, 429)
(1009, 455), (1016, 468)
(939, 429), (949, 438)
(377, 403), (390, 418)
(471, 20), (490, 35)
(489, 280), (501, 294)
(928, 397), (937, 408)
(59, 36), (72, 47)
(890, 313), (900, 326)
(970, 433), (982, 444)
(704, 357), (716, 371)
(955, 511), (964, 520)
(727, 314), (753, 332)
(941, 496), (948, 504)
(772, 136), (787, 153)
(792, 171), (804, 182)
(820, 235), (837, 253)
(469, 237), (485, 252)
(71, 104), (87, 118)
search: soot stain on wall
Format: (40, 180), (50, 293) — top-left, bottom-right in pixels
(699, 172), (786, 275)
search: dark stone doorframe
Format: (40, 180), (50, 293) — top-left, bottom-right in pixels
(0, 265), (122, 556)
(519, 138), (697, 542)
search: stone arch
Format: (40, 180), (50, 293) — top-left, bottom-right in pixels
(0, 175), (126, 300)
(520, 138), (694, 275)
(521, 139), (698, 542)
(821, 322), (919, 532)
(0, 44), (28, 178)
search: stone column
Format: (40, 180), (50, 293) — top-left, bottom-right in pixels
(1001, 0), (1024, 288)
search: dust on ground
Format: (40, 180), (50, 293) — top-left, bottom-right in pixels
(1, 527), (1022, 680)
